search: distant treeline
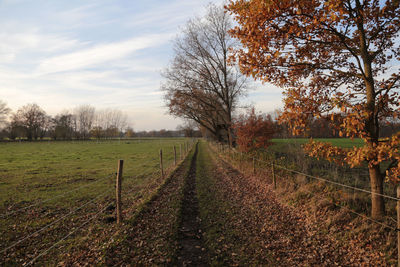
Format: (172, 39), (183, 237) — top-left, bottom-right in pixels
(0, 102), (203, 141)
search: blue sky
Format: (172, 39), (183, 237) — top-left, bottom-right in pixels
(0, 0), (282, 131)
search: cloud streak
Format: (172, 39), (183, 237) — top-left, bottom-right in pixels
(0, 0), (283, 131)
(36, 33), (172, 74)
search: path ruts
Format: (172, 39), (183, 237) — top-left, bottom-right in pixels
(177, 143), (209, 266)
(104, 148), (192, 266)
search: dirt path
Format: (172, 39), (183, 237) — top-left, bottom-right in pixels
(177, 143), (209, 266)
(104, 141), (387, 266)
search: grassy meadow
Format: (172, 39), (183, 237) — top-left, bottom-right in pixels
(271, 138), (365, 148)
(0, 138), (190, 265)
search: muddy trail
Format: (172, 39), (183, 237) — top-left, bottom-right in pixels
(104, 141), (388, 266)
(176, 143), (208, 266)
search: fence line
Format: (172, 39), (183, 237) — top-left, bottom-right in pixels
(1, 139), (196, 265)
(98, 140), (196, 253)
(0, 189), (112, 254)
(274, 172), (397, 231)
(212, 142), (400, 229)
(2, 140), (191, 219)
(27, 201), (113, 266)
(0, 173), (114, 219)
(217, 144), (400, 202)
(273, 162), (400, 202)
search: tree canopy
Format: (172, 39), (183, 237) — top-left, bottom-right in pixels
(162, 4), (248, 145)
(227, 0), (400, 218)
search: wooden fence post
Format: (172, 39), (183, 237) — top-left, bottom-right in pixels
(397, 186), (400, 267)
(174, 145), (177, 165)
(272, 162), (276, 189)
(160, 149), (164, 178)
(116, 159), (123, 224)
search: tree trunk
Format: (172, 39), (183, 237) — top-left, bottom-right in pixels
(354, 6), (385, 219)
(369, 164), (385, 219)
(227, 126), (233, 148)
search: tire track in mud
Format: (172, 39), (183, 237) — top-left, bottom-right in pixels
(177, 143), (209, 266)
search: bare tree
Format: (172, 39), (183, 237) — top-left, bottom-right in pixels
(0, 100), (11, 128)
(14, 103), (47, 140)
(94, 108), (128, 138)
(177, 120), (199, 137)
(74, 105), (95, 139)
(162, 4), (247, 145)
(51, 111), (74, 140)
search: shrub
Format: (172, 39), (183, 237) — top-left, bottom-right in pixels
(234, 108), (275, 153)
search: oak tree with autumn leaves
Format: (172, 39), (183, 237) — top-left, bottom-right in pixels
(227, 0), (400, 218)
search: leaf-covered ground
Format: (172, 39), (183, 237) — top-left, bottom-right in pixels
(102, 141), (389, 266)
(203, 143), (388, 266)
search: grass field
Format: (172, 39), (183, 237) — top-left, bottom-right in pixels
(0, 138), (191, 265)
(271, 138), (365, 148)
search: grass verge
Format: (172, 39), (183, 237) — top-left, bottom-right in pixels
(196, 141), (275, 265)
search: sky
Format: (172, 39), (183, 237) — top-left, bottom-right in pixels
(0, 0), (283, 131)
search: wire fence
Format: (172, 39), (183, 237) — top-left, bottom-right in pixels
(27, 200), (113, 266)
(273, 171), (398, 231)
(211, 141), (400, 264)
(0, 173), (115, 219)
(0, 139), (196, 266)
(210, 142), (399, 231)
(0, 189), (112, 254)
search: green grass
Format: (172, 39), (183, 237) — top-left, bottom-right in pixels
(0, 138), (187, 206)
(0, 138), (191, 265)
(271, 138), (365, 148)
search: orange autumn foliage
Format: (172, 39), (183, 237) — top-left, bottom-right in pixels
(234, 108), (275, 153)
(227, 0), (400, 217)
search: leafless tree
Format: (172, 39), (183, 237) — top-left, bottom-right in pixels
(51, 111), (75, 140)
(13, 103), (47, 140)
(162, 4), (248, 145)
(74, 105), (95, 139)
(177, 120), (199, 137)
(94, 108), (128, 138)
(0, 100), (11, 128)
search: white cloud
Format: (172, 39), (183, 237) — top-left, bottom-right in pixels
(0, 0), (283, 131)
(36, 33), (172, 74)
(0, 27), (83, 64)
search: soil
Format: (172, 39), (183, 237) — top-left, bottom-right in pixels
(176, 143), (209, 266)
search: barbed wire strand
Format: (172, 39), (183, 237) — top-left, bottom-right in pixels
(216, 145), (400, 202)
(100, 146), (190, 250)
(0, 189), (112, 254)
(0, 173), (114, 219)
(121, 169), (159, 195)
(213, 143), (398, 232)
(26, 201), (112, 266)
(3, 141), (186, 219)
(274, 173), (397, 232)
(215, 144), (399, 231)
(2, 141), (191, 260)
(274, 163), (400, 201)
